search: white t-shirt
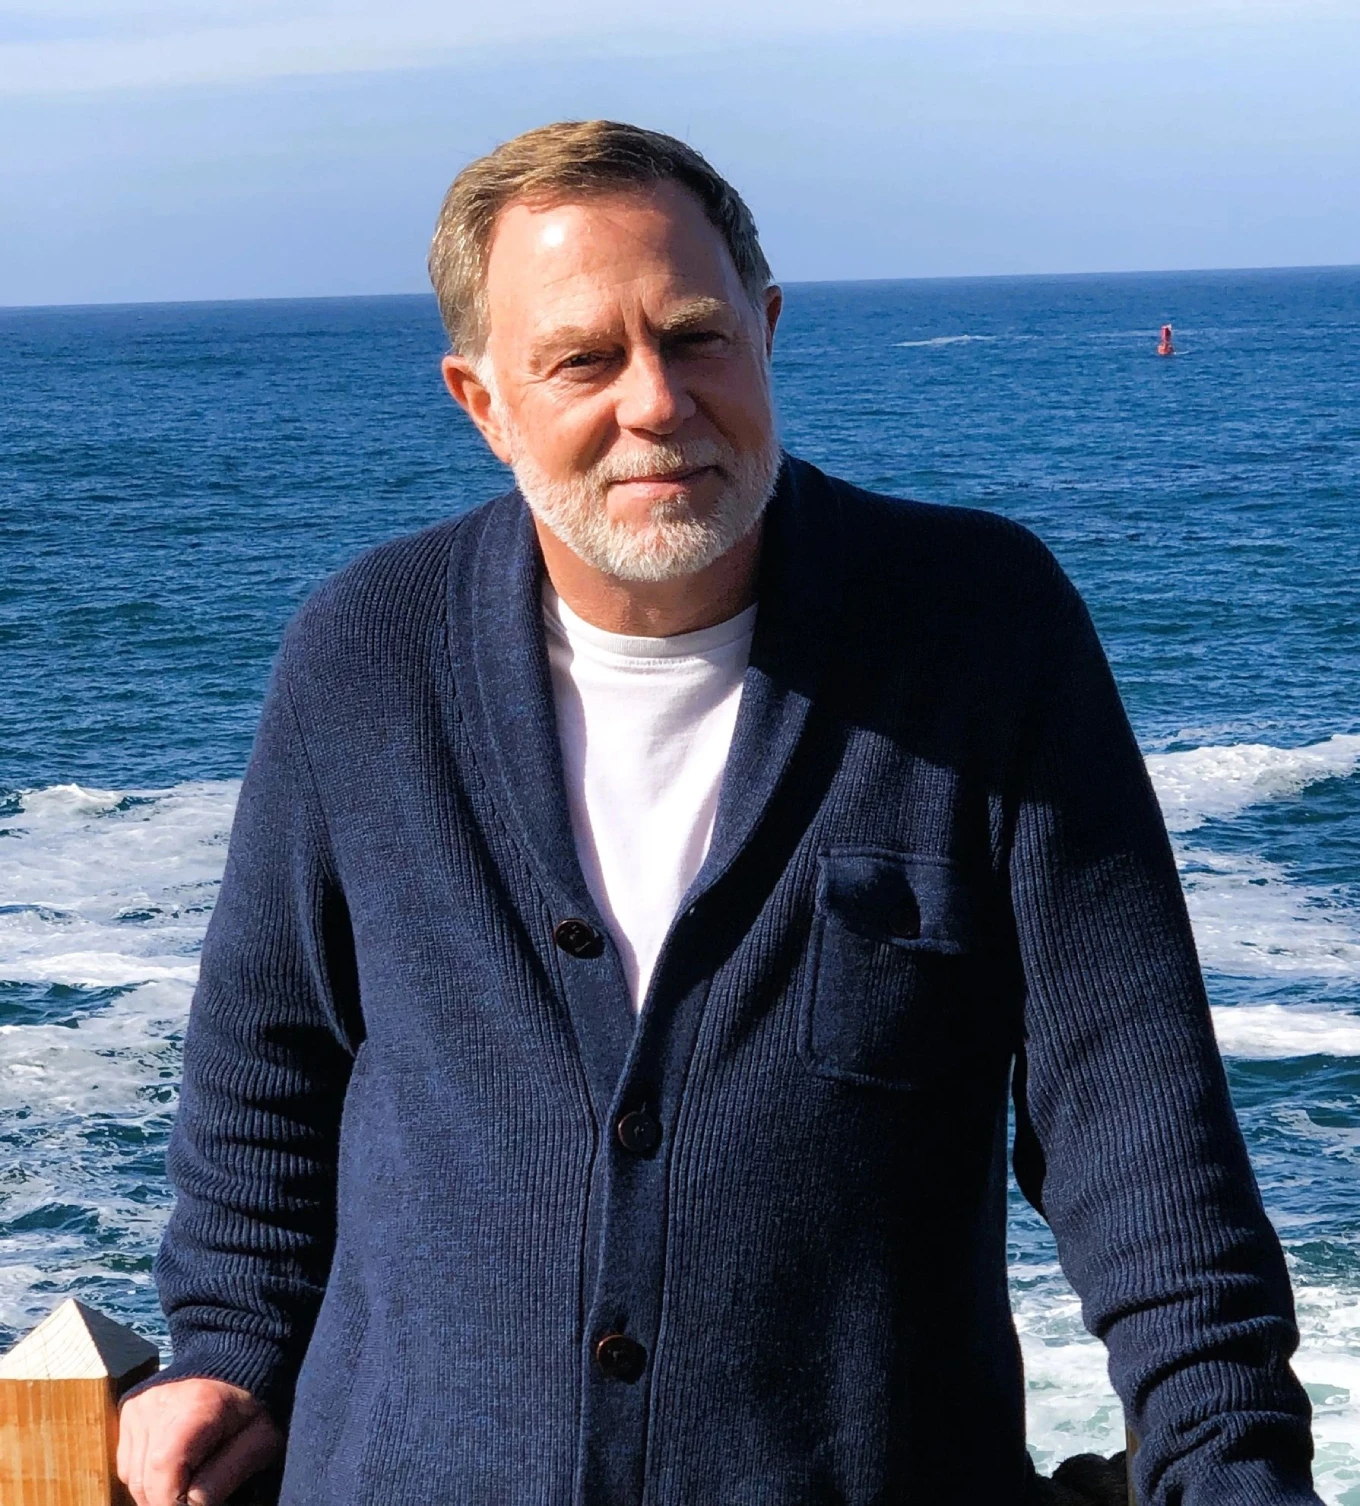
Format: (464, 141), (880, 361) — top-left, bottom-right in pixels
(543, 584), (756, 1012)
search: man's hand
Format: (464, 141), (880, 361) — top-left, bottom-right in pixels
(117, 1377), (285, 1506)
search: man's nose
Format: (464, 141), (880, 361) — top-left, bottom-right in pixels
(613, 345), (696, 435)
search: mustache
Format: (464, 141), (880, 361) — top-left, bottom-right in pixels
(589, 439), (731, 486)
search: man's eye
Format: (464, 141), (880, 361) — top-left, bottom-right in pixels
(672, 330), (726, 352)
(560, 351), (607, 371)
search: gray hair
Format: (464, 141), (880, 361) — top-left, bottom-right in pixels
(428, 119), (772, 360)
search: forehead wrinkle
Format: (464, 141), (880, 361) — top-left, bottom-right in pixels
(534, 294), (735, 350)
(520, 291), (739, 373)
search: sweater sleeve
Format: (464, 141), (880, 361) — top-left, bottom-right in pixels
(1006, 560), (1320, 1506)
(123, 645), (360, 1424)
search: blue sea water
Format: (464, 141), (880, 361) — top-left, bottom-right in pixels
(2, 269), (1358, 1496)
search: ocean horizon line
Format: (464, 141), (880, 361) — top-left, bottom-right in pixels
(4, 259), (1358, 316)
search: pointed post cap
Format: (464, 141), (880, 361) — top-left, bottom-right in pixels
(0, 1300), (159, 1385)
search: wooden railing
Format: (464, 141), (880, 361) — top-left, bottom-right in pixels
(0, 1299), (155, 1506)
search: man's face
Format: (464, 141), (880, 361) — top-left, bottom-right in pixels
(445, 181), (782, 582)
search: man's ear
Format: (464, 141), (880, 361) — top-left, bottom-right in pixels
(762, 285), (783, 358)
(441, 354), (514, 467)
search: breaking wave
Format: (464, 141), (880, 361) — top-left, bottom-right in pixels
(1147, 734), (1360, 834)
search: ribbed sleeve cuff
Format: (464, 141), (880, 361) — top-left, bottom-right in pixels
(118, 1333), (299, 1426)
(1181, 1462), (1323, 1506)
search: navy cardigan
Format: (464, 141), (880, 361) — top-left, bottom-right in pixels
(134, 456), (1319, 1505)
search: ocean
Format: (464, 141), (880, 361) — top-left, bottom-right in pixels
(2, 268), (1358, 1498)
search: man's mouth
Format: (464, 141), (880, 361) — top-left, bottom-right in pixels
(610, 464), (716, 487)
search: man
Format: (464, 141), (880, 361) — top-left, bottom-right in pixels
(117, 121), (1319, 1506)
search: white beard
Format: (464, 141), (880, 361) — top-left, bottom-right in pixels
(503, 422), (782, 584)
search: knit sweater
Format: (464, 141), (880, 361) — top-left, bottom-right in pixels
(130, 455), (1319, 1505)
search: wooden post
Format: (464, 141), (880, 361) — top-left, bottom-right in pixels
(1126, 1424), (1139, 1506)
(0, 1299), (159, 1506)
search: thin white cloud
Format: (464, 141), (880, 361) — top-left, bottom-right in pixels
(0, 0), (1352, 96)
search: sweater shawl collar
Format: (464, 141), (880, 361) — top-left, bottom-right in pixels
(451, 453), (842, 1102)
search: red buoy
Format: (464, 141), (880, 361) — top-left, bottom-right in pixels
(1157, 323), (1176, 357)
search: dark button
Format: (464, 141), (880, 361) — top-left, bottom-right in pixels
(554, 918), (604, 959)
(615, 1109), (661, 1156)
(593, 1332), (646, 1382)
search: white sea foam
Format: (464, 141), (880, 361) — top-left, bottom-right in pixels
(0, 780), (235, 996)
(1147, 734), (1360, 834)
(893, 330), (1173, 350)
(893, 333), (999, 348)
(1178, 845), (1360, 983)
(0, 784), (236, 1341)
(1140, 734), (1360, 1053)
(0, 977), (188, 1118)
(2, 781), (236, 905)
(1210, 1004), (1360, 1059)
(0, 782), (236, 1117)
(1014, 1275), (1127, 1471)
(1293, 1276), (1360, 1501)
(1015, 1254), (1360, 1504)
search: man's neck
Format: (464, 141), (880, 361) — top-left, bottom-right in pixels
(533, 519), (763, 637)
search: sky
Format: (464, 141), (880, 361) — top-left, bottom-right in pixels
(1, 0), (1357, 305)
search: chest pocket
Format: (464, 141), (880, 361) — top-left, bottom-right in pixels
(798, 848), (990, 1091)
